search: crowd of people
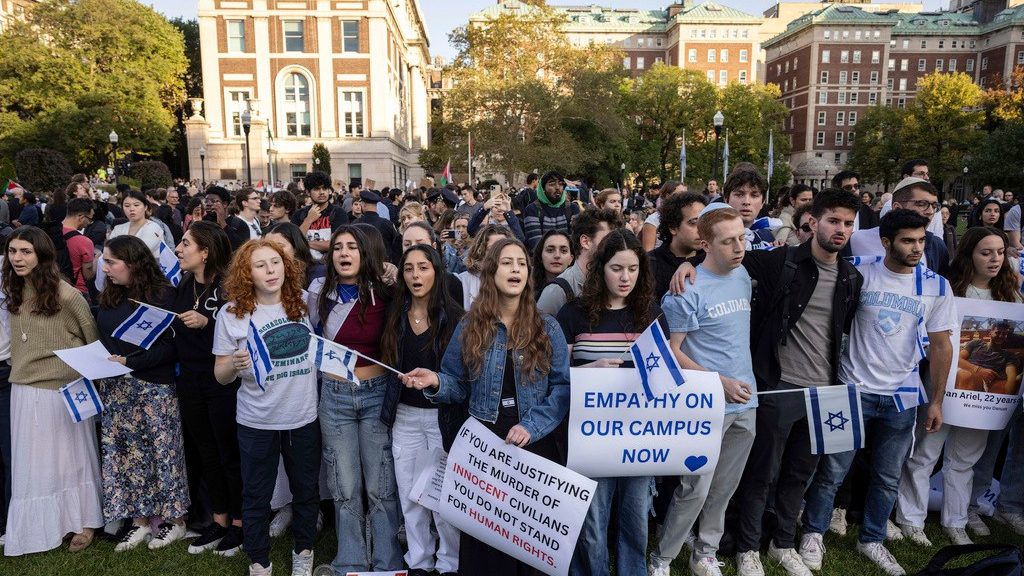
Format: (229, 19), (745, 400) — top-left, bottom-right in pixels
(0, 158), (1020, 576)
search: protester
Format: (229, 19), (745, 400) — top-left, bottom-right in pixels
(649, 193), (705, 299)
(268, 190), (296, 226)
(401, 222), (465, 305)
(0, 241), (10, 547)
(455, 224), (513, 310)
(792, 204), (814, 245)
(354, 189), (401, 264)
(398, 202), (426, 233)
(537, 208), (621, 315)
(264, 222), (324, 286)
(60, 198), (96, 296)
(522, 171), (580, 251)
(467, 190), (524, 243)
(531, 229), (575, 300)
(976, 198), (1004, 229)
(640, 180), (686, 252)
(292, 171), (348, 261)
(224, 188), (264, 251)
(776, 184), (815, 246)
(593, 188), (623, 213)
(111, 190), (166, 259)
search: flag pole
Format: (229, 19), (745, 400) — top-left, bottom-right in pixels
(310, 334), (404, 377)
(129, 299), (178, 317)
(756, 383), (864, 396)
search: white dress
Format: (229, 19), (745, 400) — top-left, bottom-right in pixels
(110, 219), (165, 259)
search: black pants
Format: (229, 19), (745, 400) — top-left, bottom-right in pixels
(237, 420), (321, 568)
(0, 362), (10, 534)
(734, 382), (820, 552)
(177, 372), (243, 519)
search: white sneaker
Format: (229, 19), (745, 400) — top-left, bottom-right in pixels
(886, 520), (905, 541)
(647, 557), (670, 576)
(856, 541), (905, 576)
(269, 504), (293, 538)
(148, 522), (186, 550)
(994, 511), (1024, 535)
(0, 532), (5, 547)
(249, 563), (272, 576)
(291, 550), (314, 576)
(735, 550), (766, 576)
(944, 526), (972, 545)
(897, 523), (932, 547)
(828, 508), (847, 536)
(689, 555), (725, 576)
(115, 524), (152, 552)
(966, 509), (991, 536)
(798, 532), (825, 571)
(769, 541), (813, 576)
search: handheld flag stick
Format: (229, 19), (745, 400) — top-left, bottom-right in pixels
(309, 334), (404, 377)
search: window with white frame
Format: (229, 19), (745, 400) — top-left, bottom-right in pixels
(966, 58), (974, 71)
(848, 131), (855, 143)
(283, 72), (311, 136)
(852, 71), (860, 84)
(938, 40), (944, 48)
(817, 131), (825, 145)
(821, 71), (829, 83)
(655, 56), (663, 64)
(720, 49), (728, 62)
(872, 50), (880, 64)
(688, 49), (697, 63)
(623, 57), (630, 69)
(739, 70), (748, 83)
(850, 92), (858, 104)
(888, 58), (895, 70)
(1018, 51), (1024, 64)
(887, 76), (894, 90)
(227, 90), (252, 137)
(739, 49), (748, 63)
(855, 30), (862, 40)
(835, 132), (844, 145)
(918, 58), (926, 71)
(840, 50), (849, 63)
(936, 59), (944, 72)
(900, 59), (908, 71)
(843, 30), (849, 38)
(708, 49), (716, 63)
(921, 40), (927, 49)
(982, 57), (988, 70)
(290, 164), (307, 181)
(341, 91), (364, 137)
(868, 92), (877, 104)
(849, 111), (857, 125)
(836, 111), (845, 125)
(853, 50), (861, 63)
(822, 50), (830, 63)
(818, 111), (826, 125)
(342, 20), (359, 52)
(283, 20), (304, 52)
(793, 56), (798, 69)
(949, 58), (957, 71)
(870, 71), (878, 84)
(838, 92), (846, 104)
(637, 57), (645, 69)
(897, 97), (905, 108)
(707, 70), (715, 82)
(825, 30), (831, 40)
(227, 19), (246, 52)
(819, 91), (828, 104)
(899, 78), (907, 91)
(784, 79), (789, 91)
(902, 39), (909, 49)
(839, 71), (848, 83)
(719, 70), (727, 84)
(785, 61), (790, 73)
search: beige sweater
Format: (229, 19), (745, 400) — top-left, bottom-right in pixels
(9, 281), (99, 390)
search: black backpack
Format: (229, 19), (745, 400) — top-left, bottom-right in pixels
(43, 220), (83, 285)
(915, 545), (1023, 576)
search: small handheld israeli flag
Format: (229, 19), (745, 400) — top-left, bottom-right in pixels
(60, 377), (103, 423)
(805, 384), (865, 455)
(894, 367), (929, 412)
(630, 319), (685, 402)
(309, 335), (360, 385)
(246, 320), (273, 391)
(112, 302), (175, 349)
(158, 242), (181, 287)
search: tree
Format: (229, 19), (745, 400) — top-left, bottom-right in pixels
(130, 160), (173, 190)
(980, 67), (1024, 130)
(848, 105), (908, 191)
(901, 72), (983, 188)
(312, 143), (332, 176)
(0, 0), (188, 171)
(970, 119), (1024, 191)
(718, 82), (792, 190)
(14, 148), (72, 195)
(170, 18), (202, 99)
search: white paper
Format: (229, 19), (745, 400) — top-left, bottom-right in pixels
(409, 448), (446, 511)
(54, 341), (133, 380)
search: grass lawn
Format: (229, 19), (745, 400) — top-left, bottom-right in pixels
(0, 516), (1019, 575)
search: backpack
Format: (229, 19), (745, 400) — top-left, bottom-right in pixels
(43, 220), (83, 285)
(546, 277), (575, 304)
(915, 544), (1023, 576)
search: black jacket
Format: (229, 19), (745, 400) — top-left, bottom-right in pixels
(355, 211), (401, 264)
(648, 243), (693, 301)
(224, 214), (256, 252)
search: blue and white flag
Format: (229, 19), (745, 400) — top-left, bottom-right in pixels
(805, 384), (865, 455)
(112, 301), (175, 349)
(680, 130), (687, 183)
(246, 320), (273, 391)
(767, 130), (774, 185)
(722, 129), (730, 182)
(309, 334), (360, 385)
(60, 377), (103, 423)
(158, 241), (181, 287)
(630, 319), (685, 402)
(894, 367), (929, 412)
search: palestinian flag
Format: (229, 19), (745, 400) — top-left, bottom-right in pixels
(6, 180), (21, 193)
(438, 159), (451, 187)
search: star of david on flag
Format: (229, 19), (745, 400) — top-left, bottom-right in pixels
(804, 384), (865, 455)
(112, 301), (176, 349)
(158, 241), (181, 287)
(630, 319), (685, 402)
(60, 377), (103, 423)
(308, 334), (361, 385)
(247, 320), (273, 391)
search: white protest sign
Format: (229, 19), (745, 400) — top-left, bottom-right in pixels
(567, 367), (724, 477)
(438, 419), (596, 576)
(409, 448), (446, 512)
(942, 297), (1023, 430)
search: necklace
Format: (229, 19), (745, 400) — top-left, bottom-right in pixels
(192, 279), (211, 311)
(15, 297), (34, 342)
(408, 308), (428, 326)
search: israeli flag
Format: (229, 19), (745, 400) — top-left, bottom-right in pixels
(246, 320), (273, 391)
(158, 241), (181, 287)
(309, 335), (360, 385)
(630, 319), (685, 402)
(60, 377), (103, 423)
(112, 302), (175, 349)
(805, 384), (865, 455)
(894, 366), (929, 412)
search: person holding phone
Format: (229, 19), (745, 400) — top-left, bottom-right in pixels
(467, 191), (524, 243)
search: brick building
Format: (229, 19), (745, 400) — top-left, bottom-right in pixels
(0, 0), (37, 33)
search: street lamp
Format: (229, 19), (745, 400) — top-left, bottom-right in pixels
(712, 111), (724, 183)
(199, 146), (207, 188)
(267, 145), (276, 191)
(620, 162), (626, 190)
(108, 130), (119, 185)
(963, 166), (969, 199)
(241, 108), (252, 186)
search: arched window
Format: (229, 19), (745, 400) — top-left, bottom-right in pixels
(283, 72), (311, 137)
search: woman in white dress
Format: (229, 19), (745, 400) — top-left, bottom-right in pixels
(110, 190), (165, 259)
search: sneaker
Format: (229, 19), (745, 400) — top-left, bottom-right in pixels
(684, 530), (695, 550)
(291, 550), (314, 576)
(735, 550), (766, 576)
(798, 533), (825, 571)
(994, 511), (1024, 535)
(269, 505), (293, 538)
(249, 563), (272, 576)
(188, 523), (227, 554)
(769, 541), (813, 576)
(0, 532), (5, 547)
(214, 524), (243, 557)
(856, 541), (906, 576)
(897, 523), (932, 547)
(944, 526), (972, 545)
(689, 555), (725, 576)
(828, 508), (848, 536)
(966, 509), (990, 536)
(149, 522), (185, 550)
(886, 520), (905, 541)
(647, 557), (671, 576)
(115, 524), (152, 552)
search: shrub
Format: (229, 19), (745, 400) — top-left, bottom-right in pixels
(130, 160), (173, 190)
(14, 148), (73, 194)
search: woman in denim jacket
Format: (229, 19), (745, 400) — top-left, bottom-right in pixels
(403, 237), (571, 575)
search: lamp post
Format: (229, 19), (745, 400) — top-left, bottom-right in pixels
(199, 146), (207, 188)
(962, 166), (969, 200)
(620, 162), (626, 191)
(267, 145), (275, 191)
(108, 130), (119, 185)
(824, 169), (830, 192)
(712, 110), (724, 183)
(241, 108), (252, 186)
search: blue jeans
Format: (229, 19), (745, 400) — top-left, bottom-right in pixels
(803, 392), (915, 543)
(320, 375), (402, 573)
(973, 406), (1024, 514)
(570, 476), (653, 576)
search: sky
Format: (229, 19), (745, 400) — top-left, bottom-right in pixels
(147, 0), (947, 61)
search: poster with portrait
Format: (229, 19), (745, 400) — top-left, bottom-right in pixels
(942, 297), (1024, 430)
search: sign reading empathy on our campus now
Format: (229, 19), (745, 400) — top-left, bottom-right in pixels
(567, 367), (725, 477)
(437, 419), (596, 576)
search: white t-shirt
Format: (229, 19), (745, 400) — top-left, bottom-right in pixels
(839, 261), (958, 395)
(644, 212), (662, 249)
(111, 219), (165, 259)
(213, 302), (318, 430)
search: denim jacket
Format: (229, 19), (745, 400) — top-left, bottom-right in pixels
(425, 314), (570, 445)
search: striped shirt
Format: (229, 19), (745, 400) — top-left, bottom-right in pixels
(555, 300), (664, 368)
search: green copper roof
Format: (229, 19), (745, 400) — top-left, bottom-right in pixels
(470, 0), (758, 29)
(983, 3), (1024, 31)
(890, 11), (979, 35)
(672, 1), (760, 22)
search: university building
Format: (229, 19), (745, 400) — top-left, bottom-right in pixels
(185, 0), (432, 188)
(0, 0), (37, 33)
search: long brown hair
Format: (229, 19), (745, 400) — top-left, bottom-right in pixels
(317, 225), (385, 326)
(2, 227), (62, 316)
(949, 227), (1019, 303)
(464, 223), (512, 273)
(224, 239), (307, 320)
(98, 235), (171, 309)
(461, 238), (551, 381)
(578, 228), (655, 331)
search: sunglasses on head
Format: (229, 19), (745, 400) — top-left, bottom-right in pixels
(799, 223), (813, 233)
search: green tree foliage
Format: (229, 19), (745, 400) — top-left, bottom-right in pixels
(901, 72), (983, 187)
(312, 143), (332, 176)
(130, 160), (173, 190)
(847, 105), (908, 192)
(170, 18), (202, 99)
(718, 82), (792, 188)
(14, 148), (72, 195)
(0, 0), (188, 171)
(969, 119), (1024, 191)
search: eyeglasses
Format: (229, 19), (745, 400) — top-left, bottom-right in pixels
(909, 200), (940, 211)
(799, 223), (813, 233)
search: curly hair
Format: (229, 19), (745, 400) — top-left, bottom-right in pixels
(949, 227), (1020, 303)
(1, 227), (62, 316)
(657, 193), (707, 243)
(464, 223), (513, 273)
(98, 235), (172, 309)
(224, 239), (308, 321)
(461, 238), (551, 382)
(578, 229), (655, 331)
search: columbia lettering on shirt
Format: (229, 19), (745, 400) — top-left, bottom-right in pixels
(556, 300), (665, 368)
(213, 302), (317, 430)
(662, 263), (757, 413)
(838, 261), (958, 395)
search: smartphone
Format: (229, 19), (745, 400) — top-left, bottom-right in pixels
(442, 229), (458, 240)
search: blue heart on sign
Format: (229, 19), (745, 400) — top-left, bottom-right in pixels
(684, 455), (708, 472)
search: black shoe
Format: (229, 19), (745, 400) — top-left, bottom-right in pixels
(407, 570), (432, 576)
(214, 524), (243, 557)
(188, 523), (227, 554)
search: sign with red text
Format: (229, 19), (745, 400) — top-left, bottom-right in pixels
(437, 419), (596, 576)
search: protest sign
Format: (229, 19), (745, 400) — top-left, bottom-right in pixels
(409, 448), (446, 512)
(438, 419), (595, 576)
(942, 298), (1024, 430)
(567, 367), (724, 477)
